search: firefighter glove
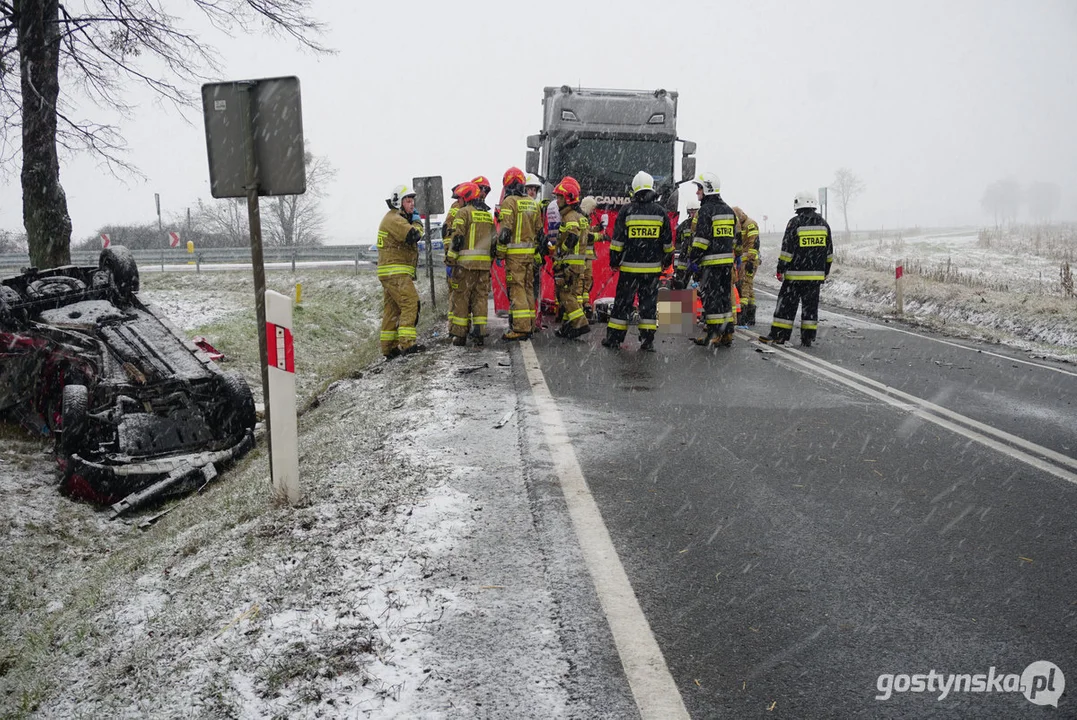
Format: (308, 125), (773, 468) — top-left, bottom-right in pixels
(452, 235), (464, 252)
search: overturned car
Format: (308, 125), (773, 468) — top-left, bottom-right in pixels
(0, 246), (255, 516)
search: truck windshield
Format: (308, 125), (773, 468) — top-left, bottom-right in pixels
(549, 138), (674, 196)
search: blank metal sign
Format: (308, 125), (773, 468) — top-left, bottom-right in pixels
(202, 77), (306, 198)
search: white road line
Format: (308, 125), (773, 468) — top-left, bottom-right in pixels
(737, 330), (1077, 487)
(753, 286), (1077, 378)
(518, 340), (690, 720)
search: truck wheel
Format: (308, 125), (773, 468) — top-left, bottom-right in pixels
(61, 384), (89, 456)
(213, 372), (256, 436)
(99, 245), (140, 299)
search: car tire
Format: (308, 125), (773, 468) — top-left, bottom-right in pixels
(214, 372), (256, 437)
(99, 245), (140, 300)
(61, 384), (89, 456)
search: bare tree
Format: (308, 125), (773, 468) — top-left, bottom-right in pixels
(193, 197), (249, 247)
(1025, 181), (1061, 224)
(0, 1), (328, 269)
(829, 168), (866, 235)
(264, 152), (335, 247)
(980, 178), (1021, 227)
(0, 228), (28, 253)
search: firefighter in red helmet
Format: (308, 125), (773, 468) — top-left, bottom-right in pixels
(447, 181), (496, 347)
(550, 176), (590, 339)
(497, 167), (542, 340)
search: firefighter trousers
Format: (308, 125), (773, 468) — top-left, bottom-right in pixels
(505, 255), (535, 333)
(450, 266), (490, 338)
(380, 274), (419, 355)
(555, 264), (589, 331)
(581, 261), (594, 313)
(605, 272), (659, 344)
(700, 265), (735, 337)
(769, 280), (822, 343)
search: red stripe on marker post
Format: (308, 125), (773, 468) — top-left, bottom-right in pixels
(895, 264), (904, 279)
(265, 323), (295, 373)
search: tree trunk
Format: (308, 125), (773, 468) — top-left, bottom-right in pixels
(18, 0), (72, 269)
(842, 205), (850, 236)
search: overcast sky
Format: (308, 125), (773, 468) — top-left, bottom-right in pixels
(2, 0), (1075, 244)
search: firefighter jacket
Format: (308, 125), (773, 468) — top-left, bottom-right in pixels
(444, 199), (464, 265)
(496, 189), (543, 258)
(689, 194), (739, 270)
(609, 191), (675, 274)
(737, 212), (761, 269)
(776, 208), (833, 281)
(555, 203), (590, 268)
(674, 215), (695, 272)
(377, 209), (423, 279)
(449, 200), (496, 270)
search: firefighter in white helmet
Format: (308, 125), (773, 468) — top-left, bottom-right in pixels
(762, 190), (833, 346)
(377, 184), (425, 359)
(687, 171), (739, 347)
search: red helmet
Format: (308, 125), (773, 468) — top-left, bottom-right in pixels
(456, 182), (481, 203)
(502, 167), (526, 188)
(472, 175), (492, 191)
(451, 182), (465, 200)
(553, 176), (581, 205)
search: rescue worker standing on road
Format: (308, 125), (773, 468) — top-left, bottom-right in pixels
(551, 177), (591, 339)
(579, 195), (602, 319)
(672, 197), (700, 289)
(733, 206), (761, 325)
(447, 181), (496, 347)
(601, 171), (674, 352)
(378, 184), (426, 359)
(763, 190), (833, 347)
(688, 172), (739, 347)
(525, 174), (546, 325)
(496, 167), (542, 340)
(444, 183), (465, 334)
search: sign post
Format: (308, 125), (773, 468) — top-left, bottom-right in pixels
(203, 76), (305, 501)
(895, 262), (904, 315)
(413, 176), (444, 308)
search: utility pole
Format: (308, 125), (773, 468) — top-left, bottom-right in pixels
(156, 193), (163, 270)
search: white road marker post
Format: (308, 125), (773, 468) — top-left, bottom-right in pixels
(895, 261), (904, 315)
(265, 289), (300, 504)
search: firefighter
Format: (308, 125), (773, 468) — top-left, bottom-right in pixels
(378, 184), (426, 359)
(550, 176), (590, 339)
(444, 183), (465, 333)
(473, 175), (492, 204)
(601, 171), (674, 352)
(497, 167), (542, 340)
(447, 181), (496, 347)
(525, 174), (546, 324)
(579, 195), (601, 319)
(733, 206), (761, 325)
(686, 172), (739, 347)
(672, 196), (700, 290)
(762, 190), (833, 347)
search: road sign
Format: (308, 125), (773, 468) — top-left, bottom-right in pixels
(169, 231), (181, 248)
(202, 77), (306, 198)
(412, 176), (444, 216)
(101, 233), (110, 249)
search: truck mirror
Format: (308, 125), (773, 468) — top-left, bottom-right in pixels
(526, 134), (542, 150)
(526, 151), (539, 175)
(681, 156), (697, 183)
(681, 140), (697, 156)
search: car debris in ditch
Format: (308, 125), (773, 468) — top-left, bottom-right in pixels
(0, 246), (256, 518)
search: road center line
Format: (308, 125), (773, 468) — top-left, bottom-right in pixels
(518, 340), (690, 720)
(737, 329), (1077, 486)
(754, 285), (1077, 378)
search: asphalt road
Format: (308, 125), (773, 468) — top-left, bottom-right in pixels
(520, 292), (1077, 719)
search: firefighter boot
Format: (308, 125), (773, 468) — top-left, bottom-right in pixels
(501, 330), (531, 341)
(639, 337), (655, 352)
(745, 305), (757, 326)
(452, 336), (467, 347)
(402, 344), (427, 355)
(693, 330), (716, 346)
(718, 332), (734, 348)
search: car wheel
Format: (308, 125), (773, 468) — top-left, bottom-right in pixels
(61, 384), (89, 457)
(99, 245), (140, 300)
(214, 372), (256, 437)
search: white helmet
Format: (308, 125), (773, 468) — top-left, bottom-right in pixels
(388, 184), (417, 209)
(525, 173), (542, 188)
(686, 197), (700, 212)
(694, 171), (721, 196)
(794, 190), (818, 210)
(631, 171), (655, 196)
(580, 196), (598, 215)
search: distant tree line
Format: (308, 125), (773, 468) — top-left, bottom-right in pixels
(981, 179), (1062, 226)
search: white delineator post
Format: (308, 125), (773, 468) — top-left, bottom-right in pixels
(265, 290), (300, 504)
(895, 262), (904, 315)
